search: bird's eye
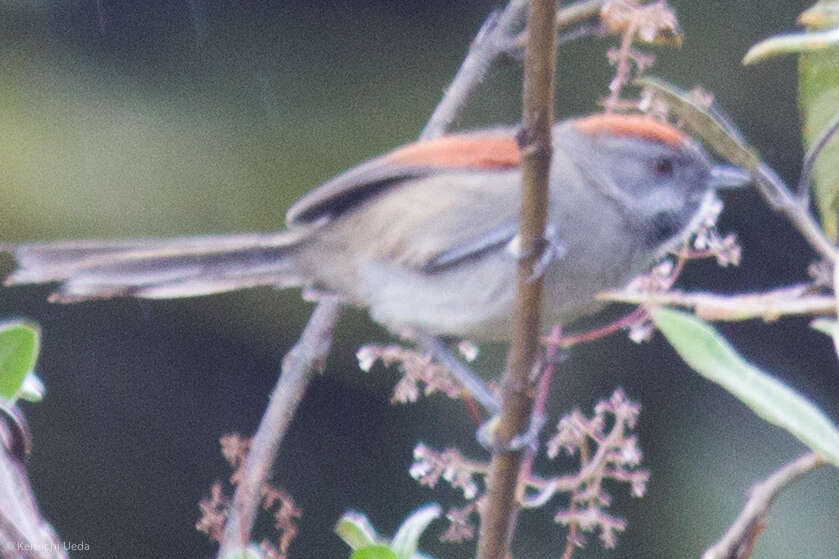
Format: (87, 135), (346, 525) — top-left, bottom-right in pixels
(653, 156), (674, 177)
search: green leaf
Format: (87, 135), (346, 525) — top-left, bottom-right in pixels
(0, 321), (41, 402)
(652, 307), (839, 468)
(799, 36), (839, 240)
(390, 504), (440, 559)
(743, 26), (839, 65)
(350, 545), (399, 559)
(335, 512), (379, 551)
(743, 2), (839, 238)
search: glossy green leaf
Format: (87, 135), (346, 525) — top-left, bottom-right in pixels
(652, 307), (839, 467)
(390, 504), (440, 559)
(0, 321), (40, 402)
(350, 546), (399, 559)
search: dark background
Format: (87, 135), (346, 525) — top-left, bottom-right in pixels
(0, 1), (837, 558)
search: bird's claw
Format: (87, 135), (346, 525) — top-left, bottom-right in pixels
(477, 412), (546, 453)
(506, 223), (567, 281)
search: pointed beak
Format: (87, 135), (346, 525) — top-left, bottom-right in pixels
(708, 164), (752, 190)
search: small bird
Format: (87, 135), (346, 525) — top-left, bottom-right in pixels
(3, 114), (749, 343)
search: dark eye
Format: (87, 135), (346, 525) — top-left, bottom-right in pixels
(653, 156), (674, 177)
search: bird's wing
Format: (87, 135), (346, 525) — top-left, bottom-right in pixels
(420, 219), (521, 273)
(285, 130), (521, 226)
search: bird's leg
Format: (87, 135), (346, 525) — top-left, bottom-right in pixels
(413, 330), (501, 416)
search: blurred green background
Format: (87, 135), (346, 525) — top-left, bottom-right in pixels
(0, 1), (837, 558)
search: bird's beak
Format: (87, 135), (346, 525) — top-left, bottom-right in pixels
(708, 164), (752, 190)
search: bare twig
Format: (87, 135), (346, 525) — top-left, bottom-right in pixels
(476, 0), (557, 557)
(421, 0), (530, 140)
(217, 299), (341, 557)
(556, 0), (609, 29)
(422, 0), (616, 140)
(702, 452), (826, 559)
(599, 285), (836, 322)
(754, 163), (837, 263)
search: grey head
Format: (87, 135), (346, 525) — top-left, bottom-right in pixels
(558, 114), (751, 256)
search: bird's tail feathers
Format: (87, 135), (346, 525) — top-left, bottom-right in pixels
(2, 231), (307, 302)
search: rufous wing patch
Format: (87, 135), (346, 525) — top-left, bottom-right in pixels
(386, 133), (521, 170)
(574, 114), (686, 147)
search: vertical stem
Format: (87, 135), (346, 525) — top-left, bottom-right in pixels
(476, 0), (557, 557)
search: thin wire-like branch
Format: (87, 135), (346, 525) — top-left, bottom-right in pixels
(798, 107), (839, 200)
(702, 452), (826, 559)
(477, 0), (557, 557)
(217, 299), (341, 558)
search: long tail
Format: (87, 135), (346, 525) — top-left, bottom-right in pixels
(2, 231), (307, 302)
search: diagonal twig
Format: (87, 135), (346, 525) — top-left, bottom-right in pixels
(420, 0), (530, 140)
(217, 299), (341, 557)
(702, 452), (826, 559)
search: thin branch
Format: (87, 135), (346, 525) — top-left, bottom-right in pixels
(421, 0), (612, 140)
(702, 452), (826, 559)
(420, 0), (530, 140)
(754, 163), (837, 263)
(556, 0), (609, 29)
(798, 107), (839, 200)
(476, 0), (557, 557)
(599, 285), (836, 322)
(217, 299), (341, 558)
